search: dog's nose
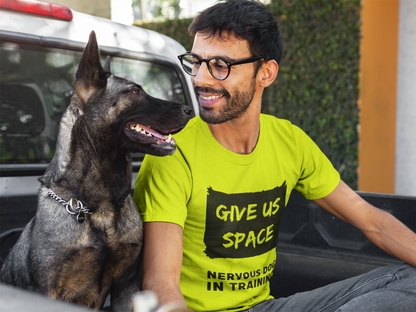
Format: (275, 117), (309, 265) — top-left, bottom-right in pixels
(183, 106), (193, 115)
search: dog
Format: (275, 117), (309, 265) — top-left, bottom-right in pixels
(0, 31), (192, 311)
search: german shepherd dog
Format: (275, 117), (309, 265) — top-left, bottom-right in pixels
(0, 31), (192, 311)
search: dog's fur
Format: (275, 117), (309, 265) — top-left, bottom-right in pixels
(0, 31), (192, 311)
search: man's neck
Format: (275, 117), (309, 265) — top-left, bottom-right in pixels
(207, 107), (261, 155)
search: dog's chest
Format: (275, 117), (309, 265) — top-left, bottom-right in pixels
(48, 210), (142, 307)
(88, 206), (143, 258)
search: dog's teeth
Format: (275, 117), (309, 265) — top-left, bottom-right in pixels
(166, 134), (172, 143)
(131, 125), (142, 132)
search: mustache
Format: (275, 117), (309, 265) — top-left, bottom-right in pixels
(194, 86), (230, 98)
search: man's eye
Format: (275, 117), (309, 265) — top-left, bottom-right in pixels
(211, 59), (227, 71)
(192, 61), (201, 68)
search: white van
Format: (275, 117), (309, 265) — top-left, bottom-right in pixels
(0, 1), (197, 192)
(0, 2), (197, 305)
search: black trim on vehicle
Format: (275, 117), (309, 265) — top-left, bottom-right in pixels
(0, 162), (143, 177)
(0, 164), (48, 177)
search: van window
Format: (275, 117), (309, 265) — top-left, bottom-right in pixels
(0, 42), (186, 165)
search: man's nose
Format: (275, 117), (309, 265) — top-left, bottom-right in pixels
(193, 62), (216, 86)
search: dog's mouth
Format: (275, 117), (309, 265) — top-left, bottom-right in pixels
(125, 123), (178, 147)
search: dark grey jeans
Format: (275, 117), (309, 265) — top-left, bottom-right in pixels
(246, 263), (416, 312)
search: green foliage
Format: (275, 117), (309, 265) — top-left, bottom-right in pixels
(133, 0), (181, 20)
(136, 0), (361, 189)
(267, 0), (361, 189)
(135, 17), (194, 50)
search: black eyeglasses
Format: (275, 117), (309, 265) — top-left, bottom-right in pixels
(178, 52), (264, 81)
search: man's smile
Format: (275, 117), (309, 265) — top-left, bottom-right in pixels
(194, 86), (229, 107)
(200, 95), (223, 101)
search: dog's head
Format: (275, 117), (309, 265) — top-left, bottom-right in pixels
(72, 31), (192, 157)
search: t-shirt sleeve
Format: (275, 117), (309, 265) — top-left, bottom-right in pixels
(133, 147), (191, 228)
(293, 126), (341, 200)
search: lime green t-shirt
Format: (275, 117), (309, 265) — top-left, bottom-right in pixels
(134, 115), (340, 312)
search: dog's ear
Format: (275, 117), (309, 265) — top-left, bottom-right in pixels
(75, 31), (111, 106)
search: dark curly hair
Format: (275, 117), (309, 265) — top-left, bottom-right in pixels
(189, 0), (283, 65)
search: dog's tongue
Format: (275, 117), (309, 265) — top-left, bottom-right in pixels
(129, 123), (175, 145)
(137, 124), (165, 139)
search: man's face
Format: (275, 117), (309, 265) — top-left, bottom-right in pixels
(191, 32), (259, 124)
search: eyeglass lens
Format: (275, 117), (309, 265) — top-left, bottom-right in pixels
(181, 54), (229, 80)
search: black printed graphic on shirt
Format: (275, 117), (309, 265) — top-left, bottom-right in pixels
(204, 182), (287, 259)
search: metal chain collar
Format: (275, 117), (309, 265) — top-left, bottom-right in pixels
(47, 188), (93, 224)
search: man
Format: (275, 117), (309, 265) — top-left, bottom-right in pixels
(134, 1), (416, 311)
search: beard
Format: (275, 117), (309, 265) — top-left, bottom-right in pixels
(194, 79), (257, 124)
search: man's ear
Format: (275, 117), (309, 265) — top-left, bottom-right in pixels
(258, 59), (279, 88)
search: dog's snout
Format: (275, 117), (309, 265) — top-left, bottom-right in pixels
(183, 106), (193, 116)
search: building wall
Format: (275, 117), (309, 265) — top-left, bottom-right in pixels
(395, 0), (416, 196)
(359, 0), (416, 197)
(358, 0), (399, 194)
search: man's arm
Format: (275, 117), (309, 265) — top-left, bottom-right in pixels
(142, 221), (187, 307)
(314, 180), (416, 267)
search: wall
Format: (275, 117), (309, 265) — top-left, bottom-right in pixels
(359, 0), (416, 196)
(395, 0), (416, 196)
(358, 0), (399, 194)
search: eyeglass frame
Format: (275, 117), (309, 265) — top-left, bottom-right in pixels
(178, 52), (264, 81)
